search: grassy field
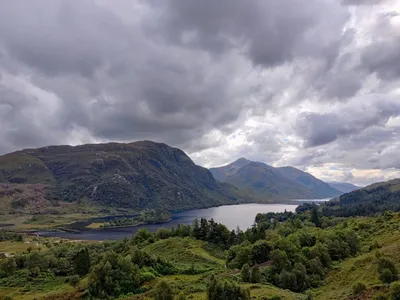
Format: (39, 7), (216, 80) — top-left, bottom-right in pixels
(143, 237), (225, 270)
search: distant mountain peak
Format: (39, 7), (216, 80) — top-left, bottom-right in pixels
(326, 181), (361, 193)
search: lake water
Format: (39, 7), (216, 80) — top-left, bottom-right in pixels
(37, 200), (328, 241)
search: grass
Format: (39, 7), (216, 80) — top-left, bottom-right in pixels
(0, 213), (101, 230)
(142, 237), (225, 270)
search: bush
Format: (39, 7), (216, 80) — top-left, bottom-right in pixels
(390, 281), (400, 300)
(352, 282), (366, 295)
(153, 280), (174, 300)
(382, 269), (397, 284)
(241, 263), (250, 282)
(140, 271), (157, 283)
(68, 274), (80, 287)
(373, 293), (388, 300)
(250, 265), (261, 283)
(378, 257), (398, 283)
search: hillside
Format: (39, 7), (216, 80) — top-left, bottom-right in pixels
(327, 181), (360, 193)
(0, 141), (246, 212)
(209, 158), (251, 182)
(321, 178), (400, 217)
(223, 162), (313, 201)
(211, 158), (342, 201)
(277, 166), (341, 198)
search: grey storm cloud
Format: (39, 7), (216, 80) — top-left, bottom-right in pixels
(295, 96), (400, 148)
(0, 0), (399, 184)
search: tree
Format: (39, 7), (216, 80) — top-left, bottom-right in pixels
(270, 249), (291, 272)
(207, 275), (250, 300)
(74, 248), (91, 276)
(241, 263), (250, 282)
(251, 240), (272, 264)
(154, 280), (174, 300)
(311, 207), (321, 228)
(88, 251), (140, 298)
(250, 265), (261, 283)
(1, 258), (17, 274)
(378, 257), (398, 283)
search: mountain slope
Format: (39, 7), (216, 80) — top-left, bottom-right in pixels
(326, 181), (360, 193)
(277, 166), (342, 198)
(211, 159), (342, 201)
(321, 178), (400, 217)
(221, 161), (314, 201)
(209, 158), (251, 181)
(0, 141), (245, 211)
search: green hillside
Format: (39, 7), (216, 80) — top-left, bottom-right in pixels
(2, 203), (400, 299)
(0, 141), (247, 212)
(321, 178), (400, 217)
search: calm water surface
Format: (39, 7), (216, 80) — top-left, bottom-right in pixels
(38, 200), (328, 241)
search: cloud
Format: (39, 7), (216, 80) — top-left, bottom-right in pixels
(0, 0), (399, 185)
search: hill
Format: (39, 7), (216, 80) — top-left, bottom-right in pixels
(210, 158), (251, 182)
(210, 158), (342, 201)
(327, 181), (360, 193)
(277, 166), (342, 198)
(0, 141), (246, 212)
(321, 178), (400, 217)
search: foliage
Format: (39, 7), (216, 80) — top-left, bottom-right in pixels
(207, 275), (250, 300)
(390, 281), (400, 300)
(378, 257), (399, 283)
(240, 263), (250, 282)
(250, 265), (261, 283)
(88, 251), (140, 298)
(154, 280), (174, 300)
(74, 248), (91, 276)
(352, 282), (366, 295)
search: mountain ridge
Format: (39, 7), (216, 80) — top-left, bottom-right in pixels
(210, 158), (342, 200)
(0, 141), (247, 213)
(326, 181), (361, 193)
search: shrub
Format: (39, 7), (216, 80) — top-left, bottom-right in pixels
(382, 269), (397, 284)
(68, 275), (80, 287)
(378, 257), (398, 283)
(352, 282), (366, 295)
(140, 271), (157, 283)
(154, 280), (174, 300)
(373, 293), (388, 300)
(250, 265), (261, 283)
(241, 263), (250, 282)
(390, 281), (400, 300)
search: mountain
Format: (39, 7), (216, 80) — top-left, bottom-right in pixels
(321, 178), (400, 217)
(223, 161), (313, 201)
(210, 159), (342, 201)
(210, 158), (251, 181)
(326, 181), (361, 193)
(0, 141), (246, 212)
(277, 166), (342, 198)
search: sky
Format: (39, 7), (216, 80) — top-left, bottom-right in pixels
(0, 0), (399, 186)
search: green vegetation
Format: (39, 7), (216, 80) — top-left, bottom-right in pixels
(0, 141), (248, 212)
(98, 210), (171, 228)
(1, 193), (400, 299)
(319, 179), (400, 217)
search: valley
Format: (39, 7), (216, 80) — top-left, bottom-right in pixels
(1, 141), (399, 300)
